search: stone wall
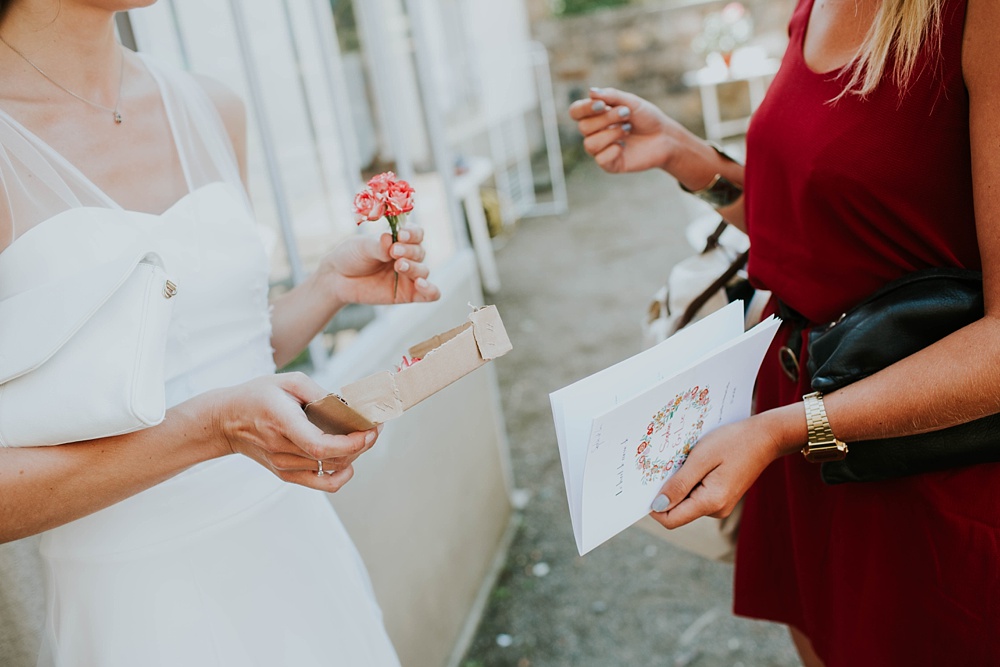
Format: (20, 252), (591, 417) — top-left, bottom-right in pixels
(531, 0), (797, 141)
(525, 0), (552, 22)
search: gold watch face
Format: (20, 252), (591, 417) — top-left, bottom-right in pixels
(802, 439), (849, 463)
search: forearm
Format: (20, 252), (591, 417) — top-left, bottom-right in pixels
(765, 316), (1000, 457)
(0, 393), (226, 542)
(269, 266), (345, 368)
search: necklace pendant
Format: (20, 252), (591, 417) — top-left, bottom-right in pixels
(113, 111), (123, 125)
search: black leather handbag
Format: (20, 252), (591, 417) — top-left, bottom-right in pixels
(806, 268), (1000, 484)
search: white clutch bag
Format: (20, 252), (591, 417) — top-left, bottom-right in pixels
(0, 248), (176, 448)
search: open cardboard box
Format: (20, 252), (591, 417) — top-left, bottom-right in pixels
(305, 305), (512, 435)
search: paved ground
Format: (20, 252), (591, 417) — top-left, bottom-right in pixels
(459, 158), (800, 667)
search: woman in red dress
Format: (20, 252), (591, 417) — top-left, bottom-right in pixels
(572, 0), (1000, 664)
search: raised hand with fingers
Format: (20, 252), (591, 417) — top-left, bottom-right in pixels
(569, 86), (748, 226)
(569, 87), (691, 175)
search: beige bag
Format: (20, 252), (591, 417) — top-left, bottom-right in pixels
(642, 217), (768, 347)
(635, 506), (742, 563)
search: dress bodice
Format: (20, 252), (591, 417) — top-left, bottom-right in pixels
(155, 183), (277, 404)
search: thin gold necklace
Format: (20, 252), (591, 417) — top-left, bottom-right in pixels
(0, 34), (125, 125)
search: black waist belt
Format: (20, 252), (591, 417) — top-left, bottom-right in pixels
(774, 300), (811, 383)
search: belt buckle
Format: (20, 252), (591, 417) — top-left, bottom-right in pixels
(778, 345), (800, 383)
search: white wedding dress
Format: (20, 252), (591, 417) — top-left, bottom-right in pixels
(0, 54), (400, 667)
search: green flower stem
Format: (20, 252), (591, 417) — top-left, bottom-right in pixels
(387, 215), (400, 299)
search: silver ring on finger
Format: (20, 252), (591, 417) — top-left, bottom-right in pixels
(316, 459), (324, 477)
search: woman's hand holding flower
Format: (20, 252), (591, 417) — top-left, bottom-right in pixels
(354, 171), (419, 297)
(266, 172), (437, 367)
(319, 224), (440, 306)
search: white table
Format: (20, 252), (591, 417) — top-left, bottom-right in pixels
(452, 156), (502, 294)
(683, 54), (780, 143)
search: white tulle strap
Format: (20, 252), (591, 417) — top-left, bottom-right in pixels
(0, 110), (111, 248)
(139, 54), (248, 210)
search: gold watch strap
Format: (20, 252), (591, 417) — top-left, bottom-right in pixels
(801, 391), (848, 463)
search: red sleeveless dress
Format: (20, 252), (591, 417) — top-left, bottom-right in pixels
(736, 0), (1000, 663)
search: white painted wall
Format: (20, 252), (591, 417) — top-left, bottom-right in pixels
(317, 251), (513, 667)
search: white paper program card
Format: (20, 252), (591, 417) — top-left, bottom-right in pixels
(549, 302), (780, 555)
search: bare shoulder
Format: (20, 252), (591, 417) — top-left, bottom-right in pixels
(963, 0), (1000, 309)
(191, 74), (246, 147)
(962, 0), (1000, 133)
(963, 0), (1000, 90)
(190, 73), (248, 180)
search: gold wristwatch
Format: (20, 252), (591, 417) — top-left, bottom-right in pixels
(801, 391), (848, 463)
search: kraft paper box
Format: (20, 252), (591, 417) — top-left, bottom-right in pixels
(304, 305), (512, 435)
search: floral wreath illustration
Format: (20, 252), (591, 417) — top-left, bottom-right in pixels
(635, 386), (711, 485)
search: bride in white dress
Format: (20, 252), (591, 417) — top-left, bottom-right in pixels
(0, 1), (441, 665)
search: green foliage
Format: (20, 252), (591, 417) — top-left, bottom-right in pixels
(553, 0), (631, 16)
(492, 585), (512, 601)
(330, 0), (360, 52)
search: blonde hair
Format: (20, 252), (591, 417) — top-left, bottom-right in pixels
(838, 0), (944, 99)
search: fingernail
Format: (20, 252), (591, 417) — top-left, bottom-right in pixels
(398, 229), (410, 242)
(622, 123), (632, 133)
(415, 277), (428, 289)
(392, 244), (404, 257)
(397, 259), (410, 271)
(376, 423), (385, 434)
(617, 106), (630, 118)
(365, 430), (376, 445)
(591, 100), (606, 112)
(589, 86), (603, 95)
(650, 494), (670, 512)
